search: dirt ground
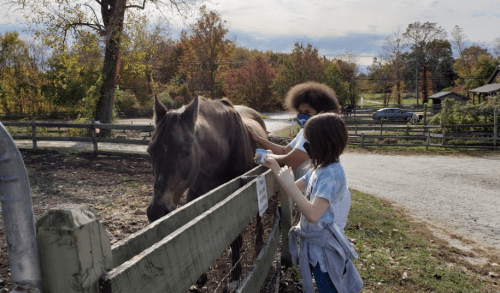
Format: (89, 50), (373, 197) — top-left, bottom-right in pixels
(0, 148), (294, 292)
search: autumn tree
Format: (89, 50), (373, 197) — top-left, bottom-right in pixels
(180, 5), (235, 99)
(0, 32), (49, 116)
(403, 21), (447, 103)
(453, 45), (495, 94)
(223, 56), (277, 110)
(11, 0), (195, 133)
(335, 52), (361, 107)
(324, 61), (350, 106)
(367, 58), (392, 106)
(271, 42), (326, 100)
(42, 31), (102, 111)
(381, 27), (406, 104)
(118, 14), (169, 105)
(493, 38), (500, 60)
(464, 54), (498, 93)
(425, 40), (455, 93)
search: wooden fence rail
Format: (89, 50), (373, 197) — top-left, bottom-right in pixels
(2, 112), (499, 152)
(36, 165), (285, 293)
(2, 120), (154, 153)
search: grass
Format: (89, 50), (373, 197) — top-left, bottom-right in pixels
(362, 93), (424, 106)
(345, 190), (500, 292)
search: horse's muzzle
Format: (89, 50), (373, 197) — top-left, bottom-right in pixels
(146, 202), (176, 222)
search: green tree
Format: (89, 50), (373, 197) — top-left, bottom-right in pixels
(324, 61), (350, 106)
(180, 5), (235, 99)
(42, 32), (102, 111)
(382, 27), (407, 104)
(453, 45), (493, 93)
(425, 40), (456, 93)
(335, 52), (361, 107)
(0, 32), (48, 116)
(367, 58), (392, 106)
(271, 42), (326, 101)
(12, 0), (195, 134)
(403, 21), (447, 103)
(465, 54), (498, 94)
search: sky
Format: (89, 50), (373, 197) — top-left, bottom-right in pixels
(2, 0), (500, 71)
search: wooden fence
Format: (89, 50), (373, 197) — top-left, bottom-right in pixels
(2, 116), (499, 151)
(2, 119), (154, 153)
(35, 165), (290, 293)
(347, 108), (499, 149)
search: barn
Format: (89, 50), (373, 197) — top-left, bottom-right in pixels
(469, 65), (500, 104)
(428, 91), (468, 113)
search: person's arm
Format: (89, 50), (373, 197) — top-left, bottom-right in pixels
(267, 148), (309, 168)
(248, 127), (291, 155)
(277, 166), (329, 223)
(260, 157), (328, 223)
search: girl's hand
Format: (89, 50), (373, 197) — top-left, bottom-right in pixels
(277, 166), (295, 186)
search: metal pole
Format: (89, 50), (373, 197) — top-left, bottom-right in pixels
(494, 108), (498, 148)
(0, 122), (42, 293)
(31, 119), (37, 150)
(415, 60), (419, 107)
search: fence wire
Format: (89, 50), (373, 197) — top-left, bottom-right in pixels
(189, 190), (280, 293)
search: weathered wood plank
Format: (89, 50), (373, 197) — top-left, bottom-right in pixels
(237, 208), (280, 293)
(2, 121), (153, 131)
(111, 165), (266, 268)
(35, 136), (93, 142)
(96, 138), (150, 145)
(102, 168), (275, 293)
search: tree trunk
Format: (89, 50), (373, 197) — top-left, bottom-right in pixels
(96, 0), (126, 136)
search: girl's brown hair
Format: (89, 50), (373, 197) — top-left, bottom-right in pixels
(284, 82), (341, 114)
(304, 113), (348, 169)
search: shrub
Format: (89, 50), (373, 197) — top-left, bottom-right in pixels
(430, 97), (499, 128)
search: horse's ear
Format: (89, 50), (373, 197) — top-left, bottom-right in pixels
(182, 95), (199, 132)
(154, 94), (168, 125)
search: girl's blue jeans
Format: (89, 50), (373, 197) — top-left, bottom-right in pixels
(311, 263), (338, 293)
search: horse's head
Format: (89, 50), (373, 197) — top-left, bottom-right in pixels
(146, 95), (201, 222)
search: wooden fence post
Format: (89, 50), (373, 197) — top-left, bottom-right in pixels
(442, 101), (447, 145)
(36, 204), (112, 293)
(423, 103), (428, 126)
(494, 108), (498, 148)
(280, 188), (293, 268)
(91, 119), (98, 154)
(426, 131), (430, 151)
(31, 119), (37, 150)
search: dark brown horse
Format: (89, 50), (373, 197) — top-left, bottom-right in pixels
(147, 95), (267, 287)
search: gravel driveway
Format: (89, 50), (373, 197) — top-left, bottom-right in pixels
(341, 152), (500, 250)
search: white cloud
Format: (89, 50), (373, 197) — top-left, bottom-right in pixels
(204, 0), (500, 44)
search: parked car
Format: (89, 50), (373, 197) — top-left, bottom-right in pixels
(371, 108), (414, 121)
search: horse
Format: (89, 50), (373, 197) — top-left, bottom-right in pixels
(342, 105), (355, 118)
(146, 94), (267, 288)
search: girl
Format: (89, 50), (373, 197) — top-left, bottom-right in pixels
(249, 82), (340, 179)
(257, 113), (363, 293)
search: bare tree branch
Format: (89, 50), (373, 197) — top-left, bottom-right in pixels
(126, 0), (146, 10)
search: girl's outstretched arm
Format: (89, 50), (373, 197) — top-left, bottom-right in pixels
(259, 158), (328, 224)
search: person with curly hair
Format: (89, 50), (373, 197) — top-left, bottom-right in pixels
(249, 81), (340, 178)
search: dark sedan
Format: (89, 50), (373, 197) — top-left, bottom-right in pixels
(371, 108), (414, 121)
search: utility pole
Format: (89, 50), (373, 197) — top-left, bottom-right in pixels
(415, 60), (419, 107)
